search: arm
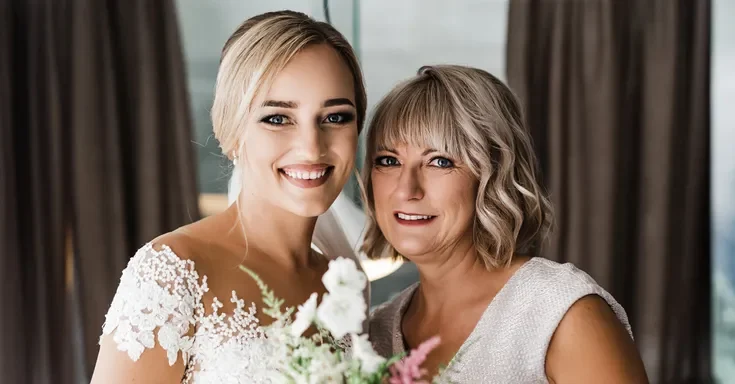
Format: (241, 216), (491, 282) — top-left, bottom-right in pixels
(545, 295), (649, 384)
(91, 336), (186, 383)
(90, 240), (200, 384)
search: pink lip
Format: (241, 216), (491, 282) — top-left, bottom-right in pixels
(280, 163), (331, 173)
(394, 211), (432, 216)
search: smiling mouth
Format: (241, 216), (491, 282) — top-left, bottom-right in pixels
(395, 212), (437, 225)
(282, 168), (329, 180)
(279, 166), (334, 189)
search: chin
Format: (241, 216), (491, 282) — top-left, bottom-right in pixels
(280, 184), (341, 217)
(286, 198), (333, 218)
(390, 240), (433, 260)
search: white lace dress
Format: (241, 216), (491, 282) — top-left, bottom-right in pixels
(100, 243), (367, 383)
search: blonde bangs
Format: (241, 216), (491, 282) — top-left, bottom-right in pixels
(370, 77), (467, 159)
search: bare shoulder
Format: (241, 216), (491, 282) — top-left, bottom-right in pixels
(545, 295), (649, 384)
(151, 210), (244, 271)
(149, 229), (199, 261)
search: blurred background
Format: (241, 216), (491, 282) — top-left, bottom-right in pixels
(0, 0), (731, 383)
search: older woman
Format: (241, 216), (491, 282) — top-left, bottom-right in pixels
(366, 65), (649, 383)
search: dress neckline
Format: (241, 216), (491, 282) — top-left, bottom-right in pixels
(390, 257), (541, 359)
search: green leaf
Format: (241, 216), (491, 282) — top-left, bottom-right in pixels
(238, 265), (292, 321)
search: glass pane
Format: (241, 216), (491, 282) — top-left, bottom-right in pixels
(713, 0), (735, 380)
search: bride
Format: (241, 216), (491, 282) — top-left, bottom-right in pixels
(91, 10), (368, 383)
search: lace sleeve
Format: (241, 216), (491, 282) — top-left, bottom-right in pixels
(100, 243), (206, 366)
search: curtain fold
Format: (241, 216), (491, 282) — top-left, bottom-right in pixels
(0, 0), (200, 382)
(507, 1), (711, 382)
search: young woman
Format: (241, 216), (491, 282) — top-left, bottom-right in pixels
(91, 11), (368, 383)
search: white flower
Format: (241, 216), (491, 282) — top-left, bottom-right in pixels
(279, 343), (345, 384)
(350, 333), (386, 374)
(291, 293), (318, 337)
(321, 257), (367, 295)
(316, 291), (366, 340)
(307, 345), (347, 383)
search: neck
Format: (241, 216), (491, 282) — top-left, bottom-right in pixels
(411, 239), (485, 312)
(409, 235), (528, 318)
(232, 192), (318, 270)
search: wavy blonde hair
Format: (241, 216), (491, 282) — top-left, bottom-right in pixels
(211, 11), (367, 159)
(360, 65), (553, 269)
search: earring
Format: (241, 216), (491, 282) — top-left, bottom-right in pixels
(232, 151), (239, 166)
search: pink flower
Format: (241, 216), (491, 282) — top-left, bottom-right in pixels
(388, 336), (441, 384)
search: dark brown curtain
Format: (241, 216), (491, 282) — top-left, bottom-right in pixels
(506, 1), (711, 383)
(0, 0), (200, 382)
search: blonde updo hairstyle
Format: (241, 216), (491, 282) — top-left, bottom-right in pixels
(212, 10), (367, 166)
(360, 65), (553, 269)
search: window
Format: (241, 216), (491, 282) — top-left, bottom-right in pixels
(713, 0), (735, 380)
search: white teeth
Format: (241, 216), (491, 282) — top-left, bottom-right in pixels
(397, 213), (432, 220)
(284, 169), (328, 180)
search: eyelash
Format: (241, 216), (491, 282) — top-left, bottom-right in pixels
(429, 157), (454, 168)
(324, 113), (355, 125)
(259, 112), (355, 126)
(261, 115), (290, 126)
(374, 156), (455, 168)
(374, 156), (399, 167)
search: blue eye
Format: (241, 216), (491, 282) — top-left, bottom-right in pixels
(261, 115), (289, 125)
(375, 156), (399, 166)
(429, 157), (454, 168)
(323, 113), (355, 124)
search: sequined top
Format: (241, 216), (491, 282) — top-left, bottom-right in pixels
(369, 257), (633, 383)
(100, 243), (368, 383)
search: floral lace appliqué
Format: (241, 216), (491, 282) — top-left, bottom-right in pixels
(100, 243), (275, 383)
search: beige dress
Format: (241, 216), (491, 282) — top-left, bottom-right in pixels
(369, 257), (633, 383)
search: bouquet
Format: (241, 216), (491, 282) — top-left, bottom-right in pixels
(240, 257), (441, 384)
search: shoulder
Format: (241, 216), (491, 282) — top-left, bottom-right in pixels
(486, 258), (634, 355)
(92, 232), (212, 382)
(124, 231), (207, 292)
(148, 227), (205, 264)
(514, 257), (631, 335)
(141, 231), (198, 262)
(508, 258), (646, 382)
(99, 231), (207, 363)
(519, 257), (599, 289)
(545, 295), (649, 383)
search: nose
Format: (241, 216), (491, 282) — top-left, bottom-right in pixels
(296, 122), (327, 160)
(394, 165), (424, 201)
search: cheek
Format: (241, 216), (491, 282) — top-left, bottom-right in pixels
(370, 173), (393, 217)
(327, 128), (358, 165)
(325, 130), (357, 190)
(243, 130), (282, 166)
(437, 175), (478, 221)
